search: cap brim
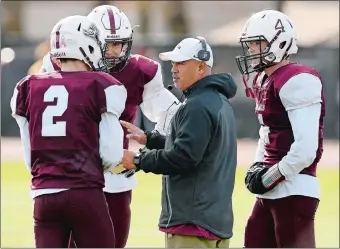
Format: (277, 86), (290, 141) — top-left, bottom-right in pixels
(159, 51), (192, 62)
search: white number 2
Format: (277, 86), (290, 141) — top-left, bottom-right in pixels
(42, 86), (69, 137)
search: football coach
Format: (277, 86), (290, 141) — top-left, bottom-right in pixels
(121, 36), (238, 248)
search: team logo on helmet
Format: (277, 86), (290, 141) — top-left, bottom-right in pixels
(83, 23), (101, 45)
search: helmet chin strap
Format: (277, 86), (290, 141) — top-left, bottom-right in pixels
(242, 56), (276, 99)
(242, 74), (255, 98)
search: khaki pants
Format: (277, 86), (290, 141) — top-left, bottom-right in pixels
(165, 233), (230, 248)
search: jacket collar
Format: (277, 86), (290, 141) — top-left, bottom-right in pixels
(183, 75), (210, 97)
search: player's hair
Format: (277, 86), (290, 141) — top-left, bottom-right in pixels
(59, 58), (78, 63)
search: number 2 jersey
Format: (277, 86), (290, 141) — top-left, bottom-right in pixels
(10, 71), (127, 193)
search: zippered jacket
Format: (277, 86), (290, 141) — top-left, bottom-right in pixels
(139, 73), (238, 239)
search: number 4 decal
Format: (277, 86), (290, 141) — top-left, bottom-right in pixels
(42, 85), (69, 137)
(275, 19), (285, 33)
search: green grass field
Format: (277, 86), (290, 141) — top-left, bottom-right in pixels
(1, 160), (339, 248)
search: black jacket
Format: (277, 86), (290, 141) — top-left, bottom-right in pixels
(139, 73), (238, 239)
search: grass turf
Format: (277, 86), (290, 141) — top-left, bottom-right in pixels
(1, 160), (339, 248)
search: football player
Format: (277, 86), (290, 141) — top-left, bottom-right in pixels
(235, 10), (325, 247)
(72, 5), (178, 248)
(10, 15), (127, 248)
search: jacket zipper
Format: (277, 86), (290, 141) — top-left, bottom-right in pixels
(165, 176), (172, 227)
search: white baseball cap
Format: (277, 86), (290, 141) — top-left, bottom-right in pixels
(159, 37), (214, 67)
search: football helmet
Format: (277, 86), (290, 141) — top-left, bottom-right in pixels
(235, 10), (298, 75)
(87, 5), (133, 73)
(50, 15), (106, 71)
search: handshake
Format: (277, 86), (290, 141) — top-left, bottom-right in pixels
(109, 120), (148, 178)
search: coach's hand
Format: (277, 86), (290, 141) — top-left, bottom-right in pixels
(245, 162), (269, 194)
(121, 149), (137, 170)
(120, 120), (147, 145)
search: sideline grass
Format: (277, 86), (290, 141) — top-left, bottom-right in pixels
(1, 160), (339, 247)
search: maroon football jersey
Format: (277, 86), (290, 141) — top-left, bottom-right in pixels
(253, 63), (325, 176)
(112, 54), (158, 149)
(13, 71), (123, 189)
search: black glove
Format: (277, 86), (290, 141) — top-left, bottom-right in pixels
(118, 168), (139, 178)
(245, 162), (269, 195)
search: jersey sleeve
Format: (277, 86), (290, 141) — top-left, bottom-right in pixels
(99, 112), (124, 171)
(277, 73), (322, 179)
(140, 62), (179, 122)
(96, 73), (127, 118)
(279, 73), (322, 111)
(278, 103), (321, 179)
(104, 85), (127, 117)
(10, 77), (32, 172)
(10, 76), (30, 118)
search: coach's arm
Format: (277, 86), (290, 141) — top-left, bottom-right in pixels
(138, 102), (212, 175)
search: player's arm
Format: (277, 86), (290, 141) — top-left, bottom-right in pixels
(10, 81), (31, 172)
(137, 102), (213, 175)
(140, 62), (180, 125)
(99, 84), (127, 172)
(99, 113), (124, 172)
(262, 73), (322, 188)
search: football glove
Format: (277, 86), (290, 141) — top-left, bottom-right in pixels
(245, 162), (268, 194)
(122, 168), (140, 178)
(245, 162), (285, 194)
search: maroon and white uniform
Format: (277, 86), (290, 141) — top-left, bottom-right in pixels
(10, 71), (127, 247)
(11, 71), (127, 194)
(244, 63), (325, 247)
(253, 63), (325, 199)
